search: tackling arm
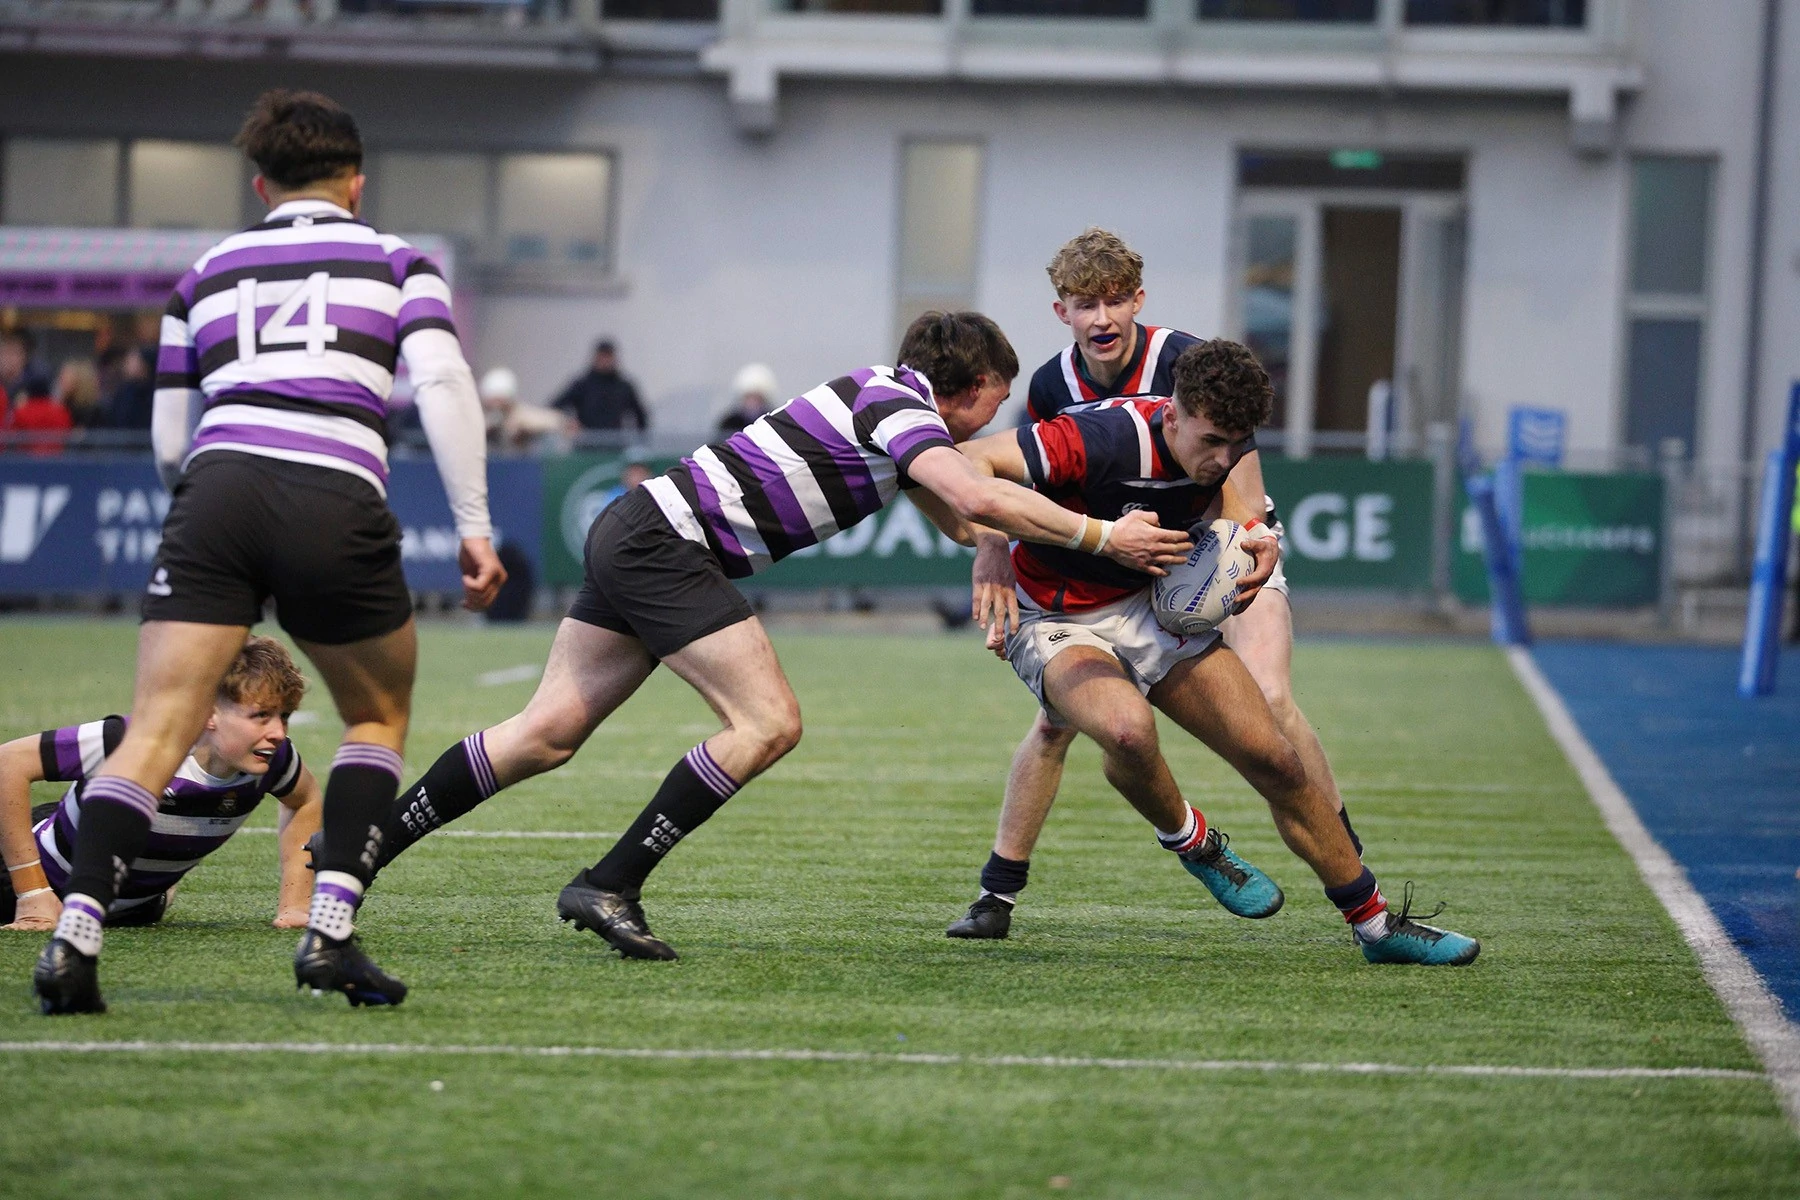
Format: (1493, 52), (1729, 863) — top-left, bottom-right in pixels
(273, 766), (323, 929)
(0, 734), (57, 930)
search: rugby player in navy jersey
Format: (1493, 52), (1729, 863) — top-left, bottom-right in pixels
(29, 90), (505, 1014)
(349, 312), (1192, 965)
(0, 638), (320, 941)
(951, 228), (1368, 942)
(951, 340), (1478, 965)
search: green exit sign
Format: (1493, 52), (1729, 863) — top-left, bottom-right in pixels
(1330, 149), (1384, 170)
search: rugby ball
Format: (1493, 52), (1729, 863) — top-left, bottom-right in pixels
(1151, 519), (1255, 637)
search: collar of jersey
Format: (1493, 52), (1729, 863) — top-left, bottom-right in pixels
(259, 199), (357, 228)
(1072, 322), (1149, 398)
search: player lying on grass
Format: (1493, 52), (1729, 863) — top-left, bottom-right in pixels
(0, 637), (320, 938)
(336, 311), (1193, 966)
(947, 339), (1478, 965)
(950, 227), (1369, 940)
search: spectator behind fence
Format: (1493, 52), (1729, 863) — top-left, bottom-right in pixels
(2, 375), (72, 455)
(552, 339), (647, 436)
(718, 363), (778, 434)
(56, 360), (103, 429)
(479, 367), (519, 449)
(101, 346), (156, 431)
(1, 329), (36, 404)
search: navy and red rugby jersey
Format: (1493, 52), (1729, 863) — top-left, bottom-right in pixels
(1012, 397), (1225, 613)
(1025, 323), (1200, 421)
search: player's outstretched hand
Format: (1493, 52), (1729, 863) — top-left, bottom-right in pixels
(4, 888), (61, 931)
(459, 537), (508, 612)
(970, 534), (1018, 658)
(1232, 532), (1280, 614)
(1103, 510), (1193, 577)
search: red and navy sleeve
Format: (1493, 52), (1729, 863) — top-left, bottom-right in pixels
(37, 715), (127, 783)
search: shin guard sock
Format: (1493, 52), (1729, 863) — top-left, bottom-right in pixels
(52, 895), (106, 958)
(308, 871), (364, 942)
(978, 852), (1030, 905)
(1155, 804), (1209, 857)
(381, 733), (500, 870)
(319, 743), (404, 887)
(584, 744), (740, 895)
(1340, 805), (1364, 858)
(63, 777), (159, 913)
(1324, 866), (1389, 943)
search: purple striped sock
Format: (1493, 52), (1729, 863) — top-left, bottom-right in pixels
(461, 731), (499, 800)
(683, 744), (740, 801)
(333, 742), (404, 780)
(81, 776), (159, 821)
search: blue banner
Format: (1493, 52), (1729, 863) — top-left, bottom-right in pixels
(0, 457), (540, 596)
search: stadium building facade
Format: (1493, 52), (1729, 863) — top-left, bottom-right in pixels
(0, 0), (1796, 496)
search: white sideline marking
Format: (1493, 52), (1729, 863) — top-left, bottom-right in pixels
(0, 1040), (1764, 1082)
(477, 663), (542, 687)
(1507, 648), (1800, 1131)
(235, 829), (618, 840)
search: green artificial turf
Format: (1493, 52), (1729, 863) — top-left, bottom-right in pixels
(0, 617), (1793, 1198)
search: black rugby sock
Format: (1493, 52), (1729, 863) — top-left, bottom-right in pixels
(63, 778), (158, 909)
(1340, 805), (1364, 858)
(379, 733), (500, 872)
(583, 745), (740, 895)
(319, 744), (405, 887)
(979, 852), (1030, 903)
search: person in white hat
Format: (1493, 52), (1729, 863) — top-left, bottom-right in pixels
(718, 363), (779, 434)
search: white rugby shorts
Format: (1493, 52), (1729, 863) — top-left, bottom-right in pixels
(1004, 588), (1221, 728)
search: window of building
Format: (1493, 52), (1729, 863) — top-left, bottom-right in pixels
(128, 141), (244, 230)
(1622, 155), (1712, 457)
(1, 138), (120, 227)
(894, 139), (984, 351)
(779, 0), (943, 13)
(1404, 0), (1584, 26)
(496, 152), (612, 267)
(374, 151), (490, 244)
(1199, 0), (1374, 20)
(602, 0), (719, 15)
(367, 148), (614, 274)
(973, 0), (1147, 17)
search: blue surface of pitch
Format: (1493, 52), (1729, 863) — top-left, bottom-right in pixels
(1532, 642), (1800, 1020)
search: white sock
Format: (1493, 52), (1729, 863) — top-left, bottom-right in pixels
(977, 889), (1017, 907)
(1155, 806), (1202, 854)
(308, 871), (364, 942)
(1354, 911), (1391, 943)
(54, 894), (106, 958)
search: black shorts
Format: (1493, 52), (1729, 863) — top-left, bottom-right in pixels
(568, 487), (753, 660)
(144, 451), (413, 645)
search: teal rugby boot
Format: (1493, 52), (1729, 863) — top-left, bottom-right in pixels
(1179, 828), (1284, 919)
(1358, 883), (1480, 966)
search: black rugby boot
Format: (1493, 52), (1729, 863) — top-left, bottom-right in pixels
(294, 930), (408, 1007)
(946, 894), (1014, 940)
(33, 939), (105, 1015)
(557, 880), (678, 961)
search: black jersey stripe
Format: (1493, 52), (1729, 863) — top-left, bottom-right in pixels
(763, 410), (866, 532)
(706, 442), (801, 561)
(197, 328), (398, 378)
(397, 316), (458, 341)
(191, 259), (398, 306)
(852, 396), (935, 449)
(665, 465), (730, 564)
(205, 391), (388, 436)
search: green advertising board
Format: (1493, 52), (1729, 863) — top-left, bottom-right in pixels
(1260, 458), (1435, 590)
(542, 453), (1439, 591)
(540, 453), (974, 588)
(1453, 471), (1662, 606)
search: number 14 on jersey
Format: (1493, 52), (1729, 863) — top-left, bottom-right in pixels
(236, 272), (340, 363)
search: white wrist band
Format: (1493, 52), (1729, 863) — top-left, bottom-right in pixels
(16, 887), (51, 900)
(1096, 520), (1114, 551)
(7, 859), (40, 873)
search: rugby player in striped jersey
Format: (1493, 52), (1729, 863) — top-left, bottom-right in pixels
(0, 638), (320, 940)
(354, 312), (1192, 964)
(948, 227), (1365, 942)
(30, 90), (504, 1014)
(950, 339), (1478, 965)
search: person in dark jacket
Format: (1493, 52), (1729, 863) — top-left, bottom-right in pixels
(552, 340), (648, 434)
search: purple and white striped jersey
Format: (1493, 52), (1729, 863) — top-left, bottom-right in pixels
(33, 716), (302, 915)
(642, 365), (956, 578)
(154, 198), (491, 538)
